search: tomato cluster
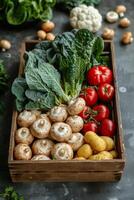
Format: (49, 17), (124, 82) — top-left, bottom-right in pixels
(79, 65), (116, 137)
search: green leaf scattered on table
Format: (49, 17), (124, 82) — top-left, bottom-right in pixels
(0, 186), (24, 200)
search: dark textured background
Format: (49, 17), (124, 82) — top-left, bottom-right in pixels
(0, 0), (134, 199)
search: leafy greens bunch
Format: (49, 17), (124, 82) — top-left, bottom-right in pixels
(12, 29), (104, 111)
(0, 186), (24, 200)
(0, 0), (56, 25)
(0, 60), (9, 114)
(56, 0), (101, 10)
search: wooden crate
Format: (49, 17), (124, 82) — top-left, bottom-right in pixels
(8, 40), (125, 182)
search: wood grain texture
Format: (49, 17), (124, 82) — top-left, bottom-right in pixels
(8, 40), (125, 182)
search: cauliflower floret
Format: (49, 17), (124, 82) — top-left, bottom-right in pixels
(70, 5), (102, 32)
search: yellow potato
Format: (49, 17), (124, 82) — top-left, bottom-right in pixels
(73, 157), (86, 160)
(101, 136), (115, 151)
(84, 131), (106, 152)
(89, 151), (113, 160)
(77, 144), (93, 159)
(109, 150), (118, 158)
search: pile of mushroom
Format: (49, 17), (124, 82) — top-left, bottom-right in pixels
(14, 97), (117, 161)
(37, 20), (55, 41)
(103, 4), (133, 44)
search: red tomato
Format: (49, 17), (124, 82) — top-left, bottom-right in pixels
(100, 119), (116, 137)
(82, 121), (98, 134)
(92, 104), (110, 122)
(98, 83), (114, 101)
(87, 65), (113, 86)
(79, 106), (89, 120)
(80, 87), (98, 106)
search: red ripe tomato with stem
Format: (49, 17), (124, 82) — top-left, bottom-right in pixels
(80, 87), (98, 107)
(82, 121), (98, 134)
(92, 104), (110, 122)
(79, 106), (90, 120)
(98, 83), (114, 101)
(100, 119), (116, 137)
(87, 65), (113, 86)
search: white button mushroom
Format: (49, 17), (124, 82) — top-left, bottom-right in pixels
(49, 105), (68, 122)
(50, 122), (72, 142)
(30, 118), (51, 139)
(32, 139), (54, 156)
(51, 143), (73, 160)
(15, 127), (34, 145)
(121, 32), (133, 45)
(119, 17), (130, 28)
(115, 5), (127, 18)
(67, 97), (86, 115)
(31, 155), (51, 160)
(17, 110), (36, 127)
(68, 133), (84, 151)
(102, 28), (115, 40)
(0, 39), (11, 51)
(37, 30), (47, 40)
(14, 143), (32, 160)
(106, 11), (119, 23)
(66, 115), (84, 132)
(41, 21), (55, 32)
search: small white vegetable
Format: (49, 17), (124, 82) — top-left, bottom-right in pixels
(30, 118), (51, 138)
(106, 11), (119, 23)
(70, 5), (102, 32)
(49, 105), (68, 122)
(67, 97), (86, 115)
(0, 39), (11, 51)
(68, 133), (84, 151)
(32, 139), (54, 156)
(17, 110), (36, 127)
(31, 155), (51, 160)
(51, 143), (73, 160)
(115, 5), (126, 18)
(15, 127), (34, 145)
(66, 115), (84, 132)
(50, 122), (72, 142)
(14, 143), (32, 160)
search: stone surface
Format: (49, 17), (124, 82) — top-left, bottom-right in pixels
(0, 0), (134, 199)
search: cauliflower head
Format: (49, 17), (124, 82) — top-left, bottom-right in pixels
(70, 4), (102, 32)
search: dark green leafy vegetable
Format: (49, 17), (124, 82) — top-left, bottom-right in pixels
(0, 0), (56, 25)
(0, 186), (24, 200)
(0, 60), (9, 114)
(56, 0), (101, 10)
(12, 29), (104, 111)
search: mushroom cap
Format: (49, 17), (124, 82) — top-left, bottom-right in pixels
(15, 127), (34, 145)
(37, 30), (46, 40)
(106, 11), (119, 23)
(14, 143), (32, 160)
(32, 139), (54, 156)
(31, 155), (51, 160)
(121, 32), (133, 44)
(102, 28), (115, 39)
(0, 39), (11, 49)
(119, 17), (130, 27)
(51, 143), (73, 160)
(115, 5), (126, 13)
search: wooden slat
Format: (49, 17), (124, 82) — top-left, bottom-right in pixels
(9, 160), (125, 172)
(10, 171), (122, 182)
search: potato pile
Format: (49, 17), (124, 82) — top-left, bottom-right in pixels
(14, 98), (117, 161)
